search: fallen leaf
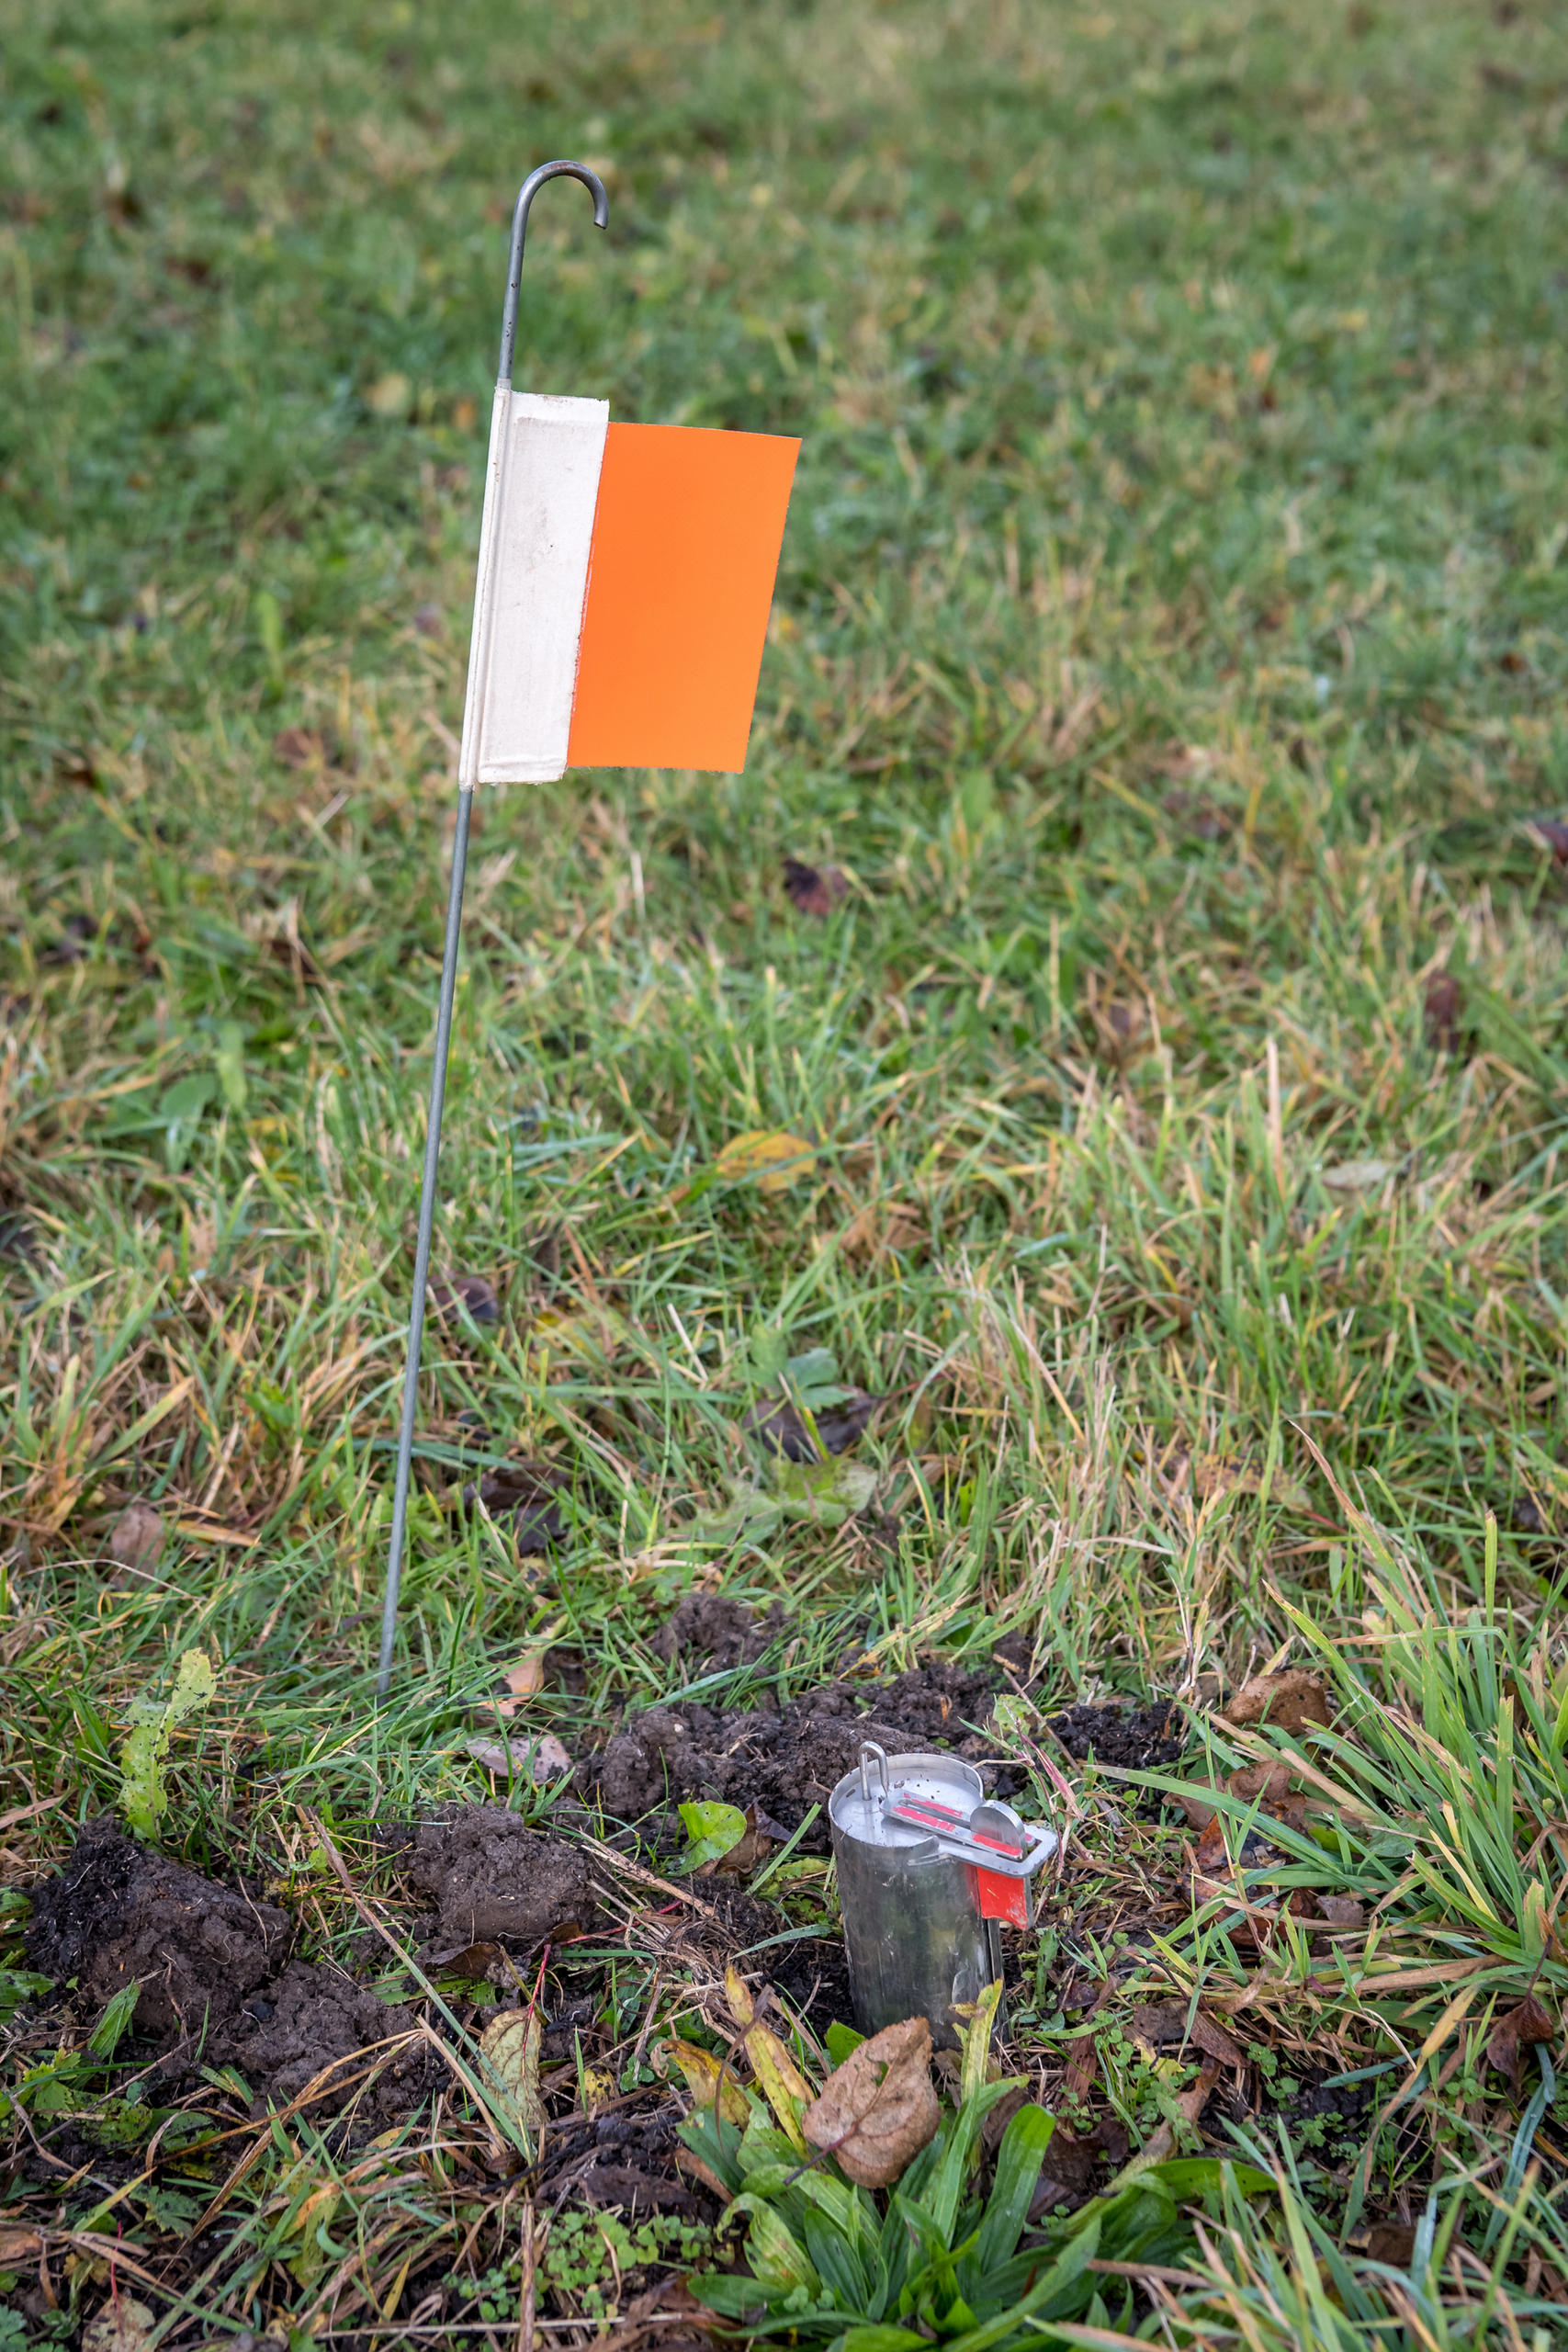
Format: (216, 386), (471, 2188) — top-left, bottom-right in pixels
(580, 2064), (617, 2114)
(1160, 787), (1231, 841)
(491, 1653), (547, 1717)
(1224, 1669), (1332, 1735)
(712, 1802), (777, 1877)
(662, 2035), (750, 2125)
(1322, 1159), (1394, 1195)
(1361, 2222), (1416, 2267)
(782, 855), (849, 916)
(678, 1798), (750, 1873)
(1028, 2123), (1116, 2217)
(1526, 816), (1568, 864)
(724, 1963), (812, 2151)
(1194, 1814), (1230, 1872)
(841, 1200), (925, 1262)
(1190, 2011), (1246, 2068)
(430, 1272), (501, 1327)
(745, 1389), (881, 1461)
(1424, 972), (1463, 1053)
(464, 1732), (572, 1782)
(802, 2015), (941, 2188)
(1286, 1891), (1364, 1938)
(365, 370), (411, 417)
(424, 1939), (505, 1980)
(272, 727), (325, 768)
(107, 1499), (164, 1580)
(1487, 1995), (1555, 2096)
(1063, 2030), (1100, 2101)
(1228, 1759), (1308, 1832)
(716, 1129), (816, 1195)
(457, 1459), (564, 1554)
(479, 2006), (545, 2132)
(0, 2225), (42, 2261)
(83, 2299), (156, 2352)
(1192, 1454), (1312, 1511)
(1134, 2057), (1222, 2167)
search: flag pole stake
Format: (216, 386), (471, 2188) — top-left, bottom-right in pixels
(377, 160), (608, 1702)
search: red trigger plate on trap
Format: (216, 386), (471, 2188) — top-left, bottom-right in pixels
(974, 1866), (1032, 1928)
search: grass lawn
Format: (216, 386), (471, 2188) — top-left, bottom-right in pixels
(5, 0), (1568, 2340)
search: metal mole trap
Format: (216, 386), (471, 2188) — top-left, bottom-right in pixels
(829, 1742), (1058, 2046)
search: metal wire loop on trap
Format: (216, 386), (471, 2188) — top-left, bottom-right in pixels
(498, 160), (609, 386)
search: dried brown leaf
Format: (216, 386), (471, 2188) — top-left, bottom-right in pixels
(782, 856), (849, 916)
(1487, 1995), (1555, 2095)
(1224, 1668), (1332, 1734)
(83, 2300), (156, 2352)
(424, 1939), (506, 1980)
(479, 2005), (545, 2132)
(108, 1499), (164, 1579)
(1424, 972), (1463, 1053)
(1228, 1760), (1308, 1831)
(1527, 816), (1568, 864)
(491, 1654), (547, 1717)
(841, 1201), (925, 1263)
(431, 1272), (502, 1327)
(272, 727), (325, 769)
(1190, 2012), (1246, 2068)
(802, 2015), (940, 2188)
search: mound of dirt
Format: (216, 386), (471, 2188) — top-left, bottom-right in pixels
(216, 1959), (412, 2106)
(652, 1591), (787, 1671)
(25, 1818), (288, 2043)
(580, 1661), (1003, 1850)
(1045, 1702), (1186, 1771)
(404, 1806), (600, 1949)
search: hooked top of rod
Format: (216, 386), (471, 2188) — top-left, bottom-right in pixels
(498, 159), (609, 387)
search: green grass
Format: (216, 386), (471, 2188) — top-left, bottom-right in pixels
(5, 0), (1568, 2341)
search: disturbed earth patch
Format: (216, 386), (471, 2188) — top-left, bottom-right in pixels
(574, 1657), (1010, 1851)
(25, 1817), (288, 2045)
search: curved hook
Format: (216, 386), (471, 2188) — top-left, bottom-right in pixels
(498, 158), (609, 386)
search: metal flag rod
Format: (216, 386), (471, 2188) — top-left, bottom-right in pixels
(377, 160), (609, 1702)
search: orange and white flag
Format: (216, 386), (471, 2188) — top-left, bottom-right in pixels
(457, 390), (799, 784)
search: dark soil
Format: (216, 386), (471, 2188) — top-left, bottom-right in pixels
(215, 1959), (412, 2108)
(24, 1818), (288, 2043)
(653, 1591), (787, 1670)
(1045, 1702), (1186, 1771)
(742, 1391), (881, 1459)
(402, 1805), (601, 1948)
(455, 1458), (566, 1554)
(579, 1660), (1007, 1852)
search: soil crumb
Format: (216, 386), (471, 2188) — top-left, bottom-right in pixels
(405, 1806), (600, 1948)
(581, 1661), (1003, 1851)
(1045, 1702), (1186, 1771)
(216, 1959), (412, 2107)
(653, 1591), (787, 1670)
(25, 1818), (288, 2043)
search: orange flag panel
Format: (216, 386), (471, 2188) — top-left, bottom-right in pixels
(566, 423), (799, 773)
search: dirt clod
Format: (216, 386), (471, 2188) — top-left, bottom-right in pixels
(216, 1959), (411, 2106)
(26, 1818), (288, 2043)
(1045, 1702), (1186, 1770)
(581, 1662), (1003, 1849)
(653, 1592), (786, 1670)
(404, 1806), (600, 1949)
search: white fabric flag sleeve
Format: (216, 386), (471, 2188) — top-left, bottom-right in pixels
(456, 390), (610, 787)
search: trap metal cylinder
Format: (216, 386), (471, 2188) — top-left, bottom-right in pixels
(829, 1742), (1056, 2047)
